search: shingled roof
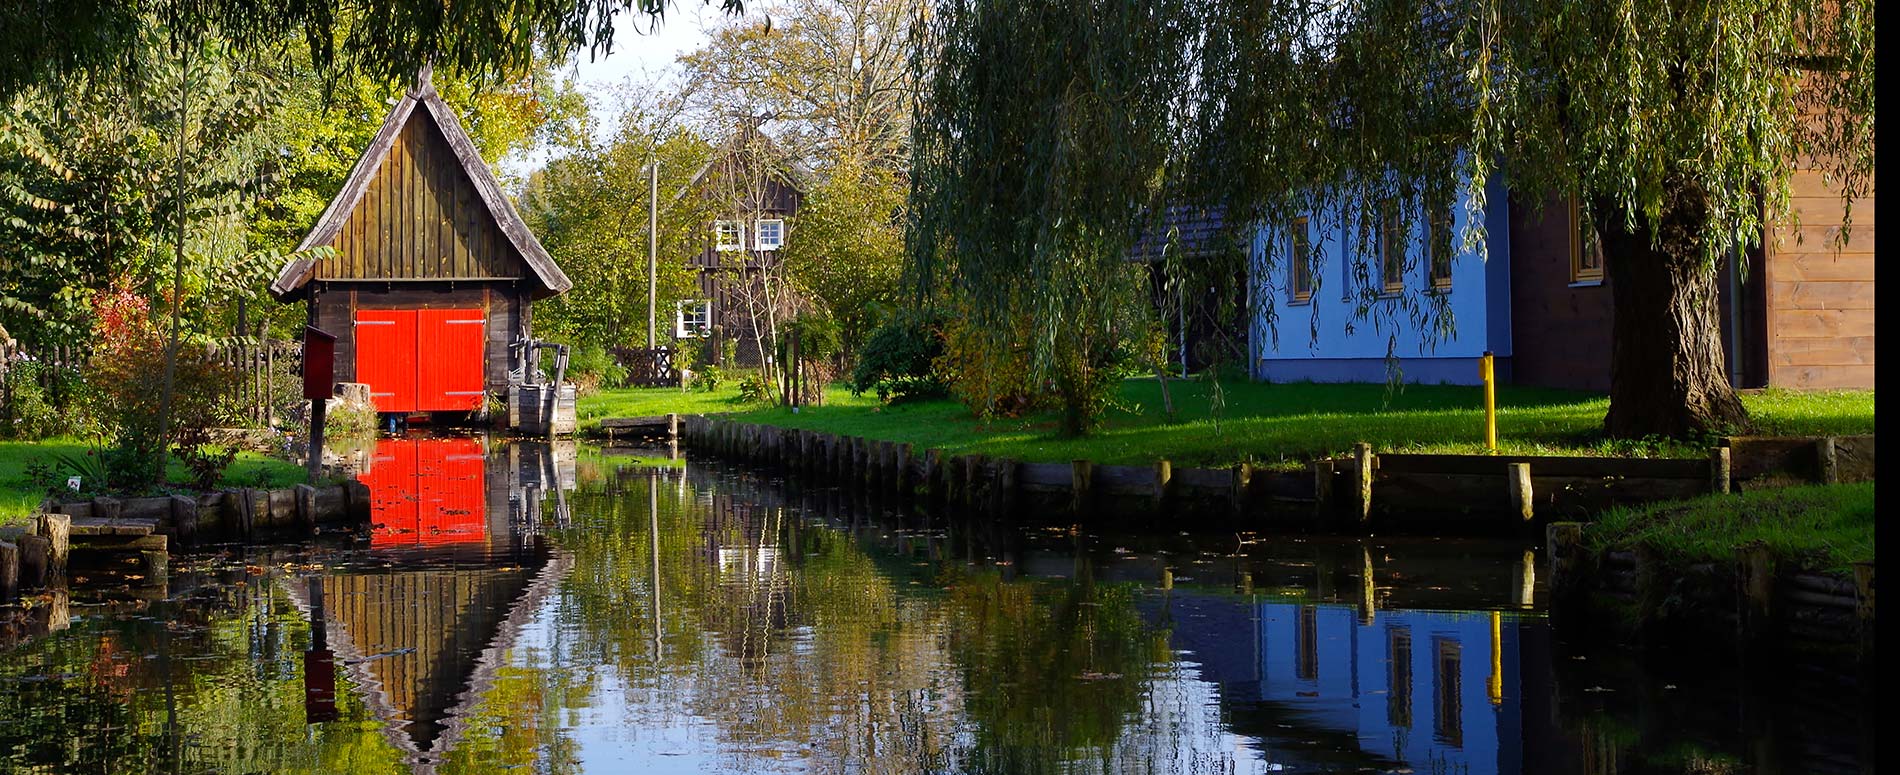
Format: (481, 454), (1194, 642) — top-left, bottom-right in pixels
(270, 66), (571, 299)
(1126, 205), (1233, 263)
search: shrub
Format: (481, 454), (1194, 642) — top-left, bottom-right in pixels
(936, 311), (1047, 418)
(562, 343), (627, 395)
(852, 309), (947, 403)
(85, 281), (239, 492)
(737, 373), (772, 403)
(694, 363), (725, 393)
(2, 360), (66, 440)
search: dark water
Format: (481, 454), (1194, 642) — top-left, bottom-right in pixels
(0, 438), (1870, 774)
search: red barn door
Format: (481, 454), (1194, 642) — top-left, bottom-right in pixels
(355, 308), (486, 414)
(354, 310), (418, 413)
(418, 310), (486, 411)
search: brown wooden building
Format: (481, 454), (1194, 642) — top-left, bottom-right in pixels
(674, 124), (806, 367)
(270, 69), (571, 417)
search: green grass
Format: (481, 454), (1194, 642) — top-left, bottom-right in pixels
(1586, 483), (1875, 571)
(580, 379), (1872, 470)
(576, 384), (754, 429)
(0, 438), (309, 526)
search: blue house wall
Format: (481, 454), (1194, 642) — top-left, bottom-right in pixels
(1249, 174), (1513, 386)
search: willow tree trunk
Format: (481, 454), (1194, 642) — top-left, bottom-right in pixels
(1598, 185), (1753, 439)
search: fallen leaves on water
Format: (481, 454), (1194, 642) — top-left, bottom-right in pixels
(244, 565), (266, 576)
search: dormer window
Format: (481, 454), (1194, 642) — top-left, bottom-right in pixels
(755, 218), (785, 251)
(714, 220), (745, 252)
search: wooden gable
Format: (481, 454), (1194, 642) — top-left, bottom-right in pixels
(272, 69), (570, 300)
(318, 109), (521, 282)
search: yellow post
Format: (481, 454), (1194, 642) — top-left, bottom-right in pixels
(1489, 610), (1503, 705)
(1481, 351), (1497, 451)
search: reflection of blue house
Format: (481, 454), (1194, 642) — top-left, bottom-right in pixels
(1249, 174), (1513, 385)
(1148, 593), (1524, 774)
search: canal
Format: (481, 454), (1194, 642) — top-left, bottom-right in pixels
(0, 437), (1870, 774)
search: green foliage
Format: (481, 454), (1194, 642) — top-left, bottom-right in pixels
(909, 0), (1190, 435)
(694, 363), (726, 393)
(736, 373), (772, 404)
(1, 361), (86, 440)
(779, 314), (842, 362)
(781, 159), (907, 352)
(520, 112), (715, 348)
(851, 310), (947, 403)
(563, 343), (629, 395)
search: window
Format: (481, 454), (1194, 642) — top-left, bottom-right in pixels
(1428, 208), (1453, 292)
(714, 220), (745, 252)
(1288, 217), (1313, 303)
(1379, 204), (1405, 294)
(1569, 194), (1604, 284)
(755, 218), (785, 251)
(675, 300), (712, 338)
(1433, 638), (1463, 746)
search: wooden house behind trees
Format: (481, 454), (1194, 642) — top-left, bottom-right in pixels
(673, 123), (807, 368)
(270, 67), (572, 423)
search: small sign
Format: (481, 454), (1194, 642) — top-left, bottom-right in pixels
(304, 326), (337, 401)
(66, 476), (81, 492)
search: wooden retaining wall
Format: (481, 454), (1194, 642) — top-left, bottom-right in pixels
(671, 416), (1870, 529)
(1546, 522), (1875, 664)
(0, 480), (371, 605)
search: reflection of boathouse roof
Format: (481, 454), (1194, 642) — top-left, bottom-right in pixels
(286, 546), (571, 774)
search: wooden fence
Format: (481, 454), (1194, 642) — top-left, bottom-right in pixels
(1, 337), (302, 429)
(611, 346), (681, 387)
(676, 416), (1875, 533)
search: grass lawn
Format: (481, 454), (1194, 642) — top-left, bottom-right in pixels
(583, 380), (1873, 470)
(0, 438), (309, 526)
(1586, 483), (1875, 571)
(576, 384), (756, 430)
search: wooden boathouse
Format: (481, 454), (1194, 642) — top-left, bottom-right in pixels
(270, 67), (572, 425)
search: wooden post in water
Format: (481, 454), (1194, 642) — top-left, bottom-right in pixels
(994, 458), (1019, 514)
(1360, 546), (1376, 625)
(1854, 562), (1875, 662)
(295, 484), (318, 534)
(1230, 463), (1253, 514)
(1152, 460), (1172, 511)
(1518, 549), (1536, 608)
(1353, 443), (1374, 523)
(1816, 436), (1839, 485)
(1709, 446), (1732, 494)
(923, 449), (943, 499)
(1546, 522), (1586, 611)
(1508, 463), (1534, 522)
(170, 495), (197, 546)
(18, 535), (49, 589)
(895, 443), (914, 495)
(963, 455), (987, 509)
(0, 541), (16, 600)
(1735, 543), (1776, 656)
(38, 512), (69, 576)
(1070, 460), (1094, 514)
(1310, 460), (1335, 521)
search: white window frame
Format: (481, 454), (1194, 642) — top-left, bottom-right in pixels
(675, 299), (713, 338)
(714, 220), (745, 252)
(755, 218), (786, 251)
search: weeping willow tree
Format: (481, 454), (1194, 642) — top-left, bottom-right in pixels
(1193, 0), (1874, 438)
(908, 0), (1195, 435)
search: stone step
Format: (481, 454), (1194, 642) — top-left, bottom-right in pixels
(67, 517), (160, 537)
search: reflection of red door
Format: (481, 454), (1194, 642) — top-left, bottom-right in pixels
(418, 310), (486, 411)
(354, 308), (485, 414)
(355, 310), (418, 413)
(362, 437), (487, 548)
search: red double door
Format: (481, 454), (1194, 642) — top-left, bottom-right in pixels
(354, 309), (486, 413)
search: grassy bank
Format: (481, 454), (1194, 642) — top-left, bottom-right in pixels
(582, 379), (1874, 470)
(1586, 483), (1875, 572)
(1, 439), (309, 526)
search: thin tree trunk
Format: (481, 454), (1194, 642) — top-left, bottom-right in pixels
(1598, 184), (1753, 439)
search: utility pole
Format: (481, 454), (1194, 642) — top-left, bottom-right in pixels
(647, 159), (659, 349)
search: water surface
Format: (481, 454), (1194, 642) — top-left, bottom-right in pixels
(0, 438), (1869, 774)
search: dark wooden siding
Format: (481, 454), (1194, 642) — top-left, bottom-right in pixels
(1507, 194), (1614, 392)
(317, 110), (523, 282)
(309, 283), (527, 397)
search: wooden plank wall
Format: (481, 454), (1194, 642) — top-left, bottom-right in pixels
(319, 110), (524, 282)
(1765, 168), (1876, 388)
(310, 285), (525, 395)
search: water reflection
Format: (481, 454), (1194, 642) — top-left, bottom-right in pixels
(0, 444), (1871, 774)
